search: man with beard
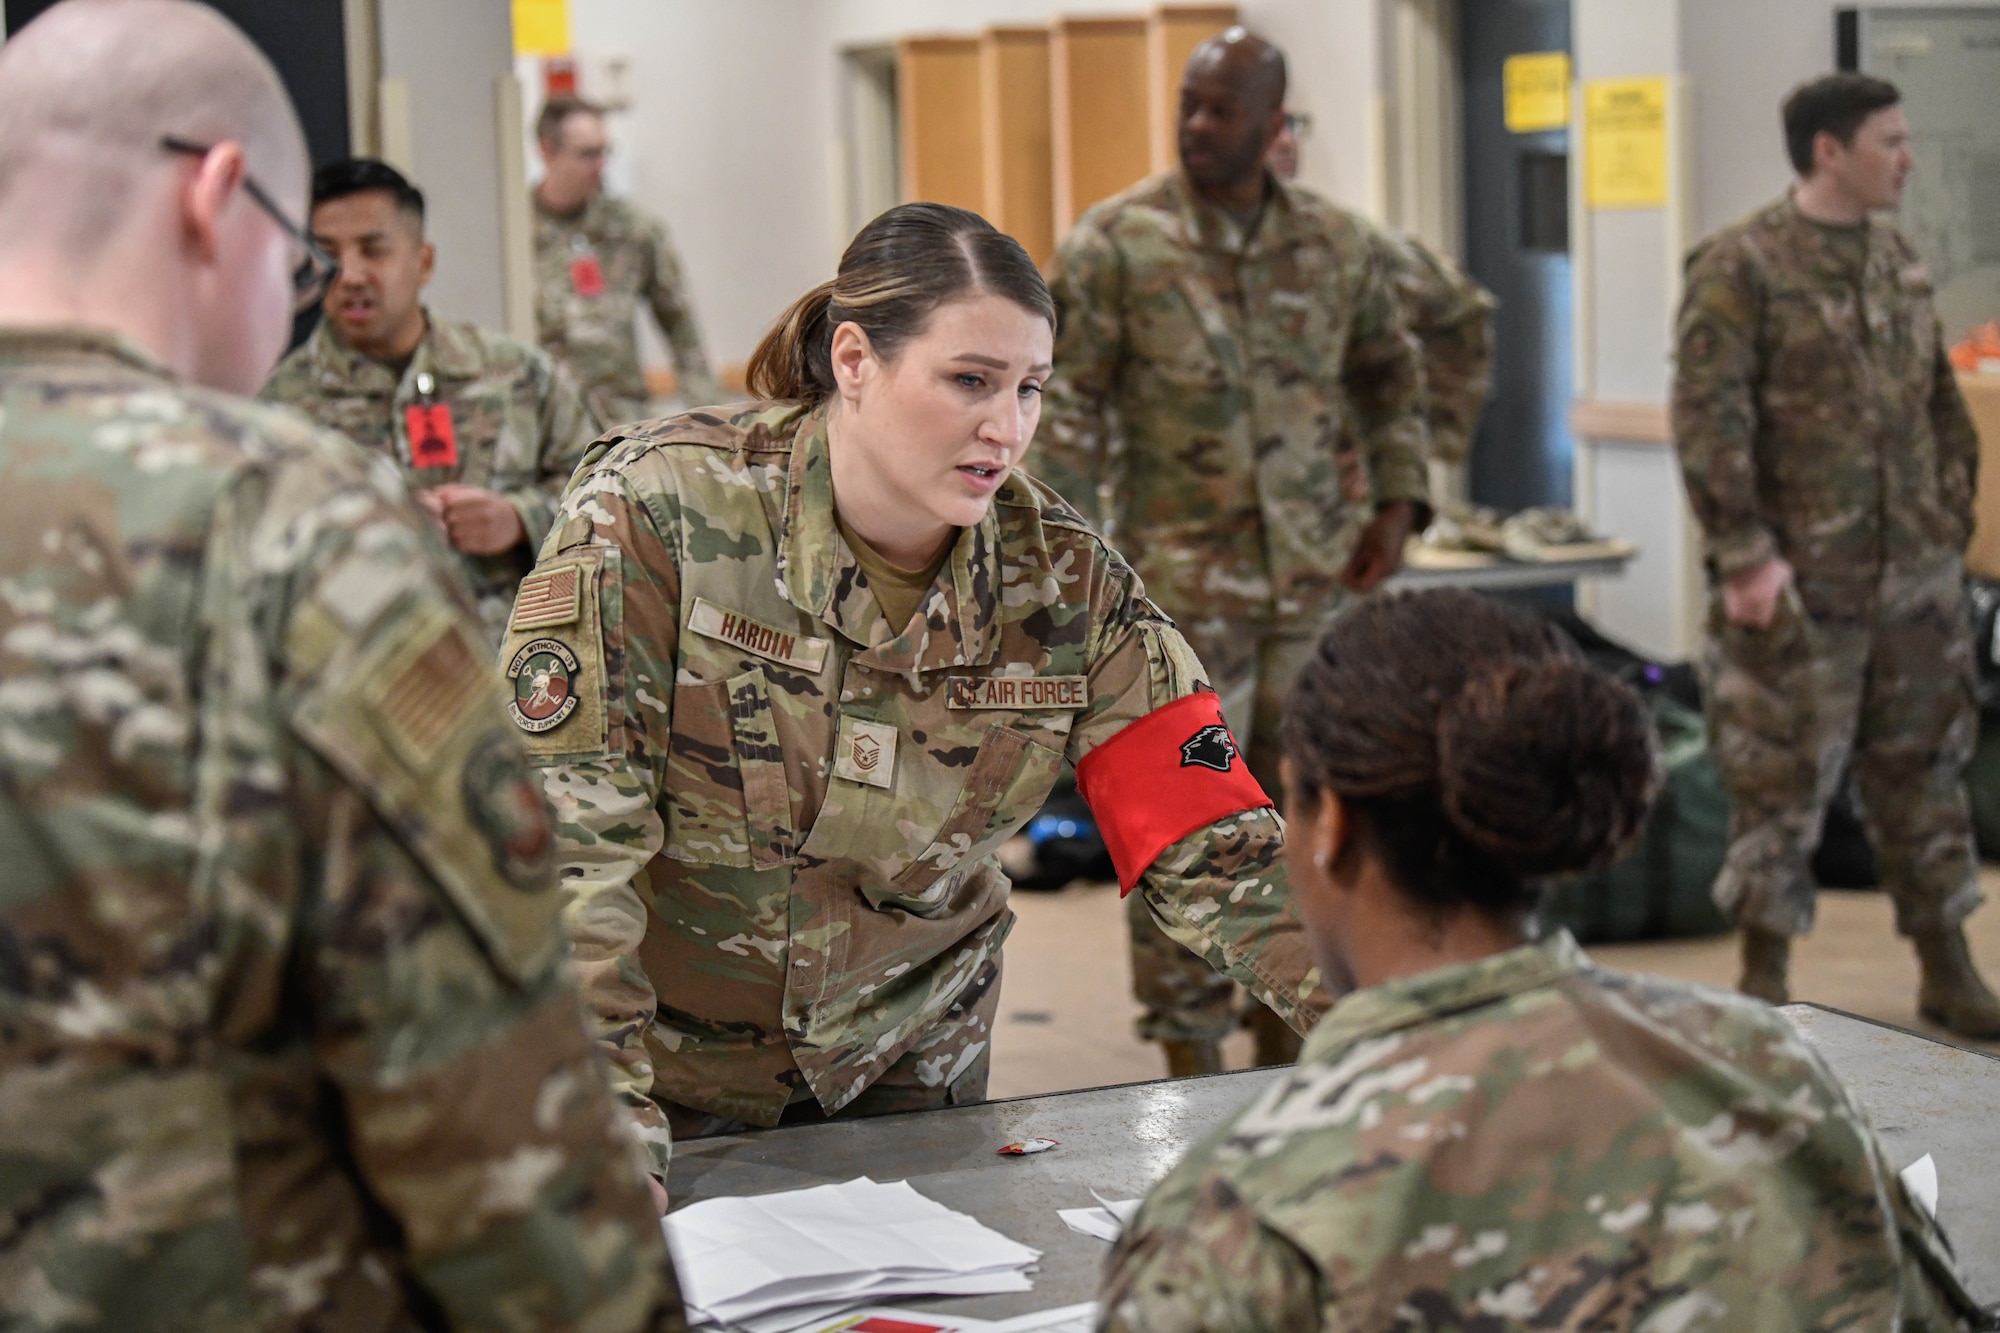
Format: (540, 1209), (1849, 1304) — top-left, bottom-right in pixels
(265, 158), (600, 647)
(1033, 29), (1429, 1076)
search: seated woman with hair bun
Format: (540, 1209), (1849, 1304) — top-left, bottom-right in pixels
(1097, 589), (1981, 1332)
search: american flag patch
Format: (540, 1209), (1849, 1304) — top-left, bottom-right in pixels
(377, 628), (484, 766)
(510, 565), (582, 631)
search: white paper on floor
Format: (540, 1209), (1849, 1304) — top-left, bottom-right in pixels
(665, 1177), (1040, 1330)
(1900, 1152), (1939, 1219)
(1056, 1191), (1141, 1244)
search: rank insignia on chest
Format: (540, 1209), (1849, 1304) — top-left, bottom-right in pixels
(510, 565), (583, 631)
(506, 638), (582, 733)
(834, 715), (898, 789)
(946, 675), (1090, 710)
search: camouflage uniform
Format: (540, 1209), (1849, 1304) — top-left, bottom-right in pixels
(1099, 933), (1984, 1332)
(502, 402), (1328, 1174)
(1361, 223), (1495, 466)
(1672, 195), (1982, 938)
(533, 193), (720, 427)
(0, 327), (684, 1332)
(1033, 171), (1431, 1046)
(264, 311), (600, 647)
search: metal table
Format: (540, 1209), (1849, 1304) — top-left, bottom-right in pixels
(1781, 1003), (2000, 1310)
(1387, 552), (1631, 592)
(670, 1003), (2000, 1317)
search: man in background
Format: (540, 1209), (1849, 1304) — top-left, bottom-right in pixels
(533, 94), (720, 424)
(1673, 71), (2000, 1037)
(0, 3), (685, 1327)
(265, 157), (599, 646)
(1034, 29), (1431, 1076)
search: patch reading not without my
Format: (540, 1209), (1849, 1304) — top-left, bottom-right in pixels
(507, 638), (582, 734)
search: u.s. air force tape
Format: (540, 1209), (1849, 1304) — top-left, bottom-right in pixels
(1074, 691), (1273, 894)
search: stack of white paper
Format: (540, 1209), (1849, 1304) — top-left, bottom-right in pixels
(665, 1177), (1041, 1332)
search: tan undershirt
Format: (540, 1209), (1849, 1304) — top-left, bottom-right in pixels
(836, 514), (954, 633)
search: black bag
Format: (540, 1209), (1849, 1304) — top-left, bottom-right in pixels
(1005, 778), (1114, 891)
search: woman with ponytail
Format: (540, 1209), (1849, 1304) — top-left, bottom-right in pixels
(500, 203), (1322, 1186)
(1098, 589), (1980, 1330)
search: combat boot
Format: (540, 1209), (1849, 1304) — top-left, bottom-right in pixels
(1738, 926), (1791, 1005)
(1160, 1039), (1224, 1078)
(1913, 928), (2000, 1039)
(1243, 1001), (1303, 1068)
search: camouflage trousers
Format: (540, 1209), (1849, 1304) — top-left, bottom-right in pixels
(1705, 558), (1983, 938)
(661, 956), (999, 1140)
(1126, 612), (1327, 1045)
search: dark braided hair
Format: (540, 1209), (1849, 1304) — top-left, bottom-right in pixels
(1283, 590), (1659, 917)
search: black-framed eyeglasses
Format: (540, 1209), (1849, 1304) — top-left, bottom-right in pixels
(160, 135), (338, 313)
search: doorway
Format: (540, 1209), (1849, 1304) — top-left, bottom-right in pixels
(839, 46), (902, 238)
(1459, 0), (1575, 516)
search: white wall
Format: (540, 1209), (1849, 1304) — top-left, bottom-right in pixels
(379, 0), (516, 329)
(1570, 0), (1696, 660)
(557, 0), (1389, 367)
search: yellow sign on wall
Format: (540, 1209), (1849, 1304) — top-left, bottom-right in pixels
(513, 0), (571, 57)
(1584, 77), (1669, 209)
(1503, 53), (1571, 133)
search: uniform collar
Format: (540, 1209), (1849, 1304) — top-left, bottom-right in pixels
(305, 307), (479, 392)
(1298, 931), (1591, 1065)
(1773, 190), (1889, 285)
(777, 403), (1004, 673)
(1169, 168), (1306, 258)
(0, 324), (177, 379)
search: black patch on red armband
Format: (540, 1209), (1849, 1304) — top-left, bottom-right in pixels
(1075, 692), (1273, 896)
(1179, 724), (1239, 772)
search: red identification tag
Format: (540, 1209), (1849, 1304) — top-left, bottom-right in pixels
(404, 402), (458, 470)
(1075, 691), (1273, 895)
(570, 254), (605, 298)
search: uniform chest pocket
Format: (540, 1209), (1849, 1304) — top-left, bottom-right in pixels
(661, 666), (795, 869)
(867, 722), (1065, 917)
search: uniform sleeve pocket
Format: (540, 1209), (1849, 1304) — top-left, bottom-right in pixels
(661, 667), (794, 869)
(292, 602), (562, 987)
(874, 723), (1064, 916)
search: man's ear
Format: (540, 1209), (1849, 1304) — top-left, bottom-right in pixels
(418, 238), (437, 288)
(181, 141), (248, 265)
(828, 320), (876, 405)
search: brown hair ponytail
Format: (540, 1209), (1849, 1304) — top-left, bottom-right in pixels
(746, 202), (1054, 405)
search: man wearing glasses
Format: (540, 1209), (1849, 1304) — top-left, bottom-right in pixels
(265, 157), (601, 648)
(0, 2), (687, 1328)
(532, 94), (720, 425)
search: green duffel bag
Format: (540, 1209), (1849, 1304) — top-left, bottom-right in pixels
(1538, 694), (1732, 944)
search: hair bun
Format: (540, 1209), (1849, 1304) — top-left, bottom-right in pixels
(1435, 658), (1658, 880)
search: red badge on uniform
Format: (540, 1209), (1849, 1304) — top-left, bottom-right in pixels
(405, 402), (458, 469)
(570, 254), (606, 298)
(1075, 691), (1273, 895)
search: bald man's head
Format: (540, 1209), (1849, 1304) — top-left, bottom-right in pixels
(0, 0), (306, 259)
(1178, 28), (1289, 196)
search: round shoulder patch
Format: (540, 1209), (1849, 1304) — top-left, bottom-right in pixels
(462, 731), (557, 891)
(506, 637), (582, 733)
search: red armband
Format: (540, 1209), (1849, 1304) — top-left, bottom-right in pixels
(1074, 691), (1273, 896)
